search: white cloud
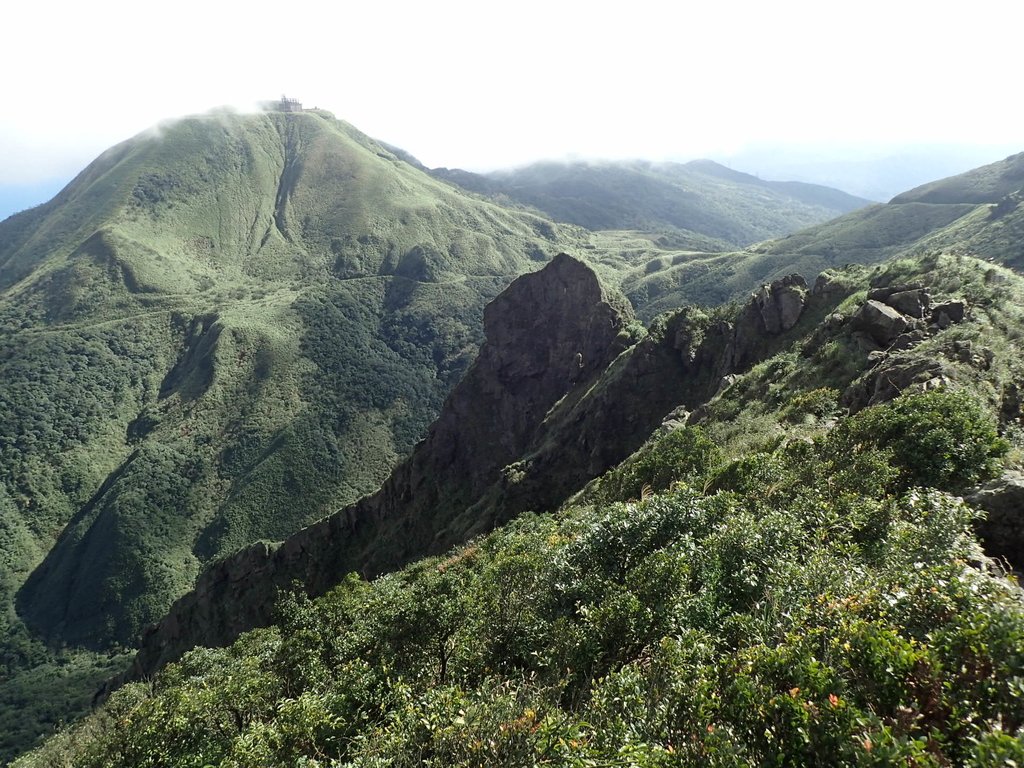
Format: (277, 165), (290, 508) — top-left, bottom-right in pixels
(2, 0), (1021, 185)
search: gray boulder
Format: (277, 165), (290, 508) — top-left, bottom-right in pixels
(968, 471), (1024, 571)
(753, 275), (807, 335)
(852, 300), (910, 346)
(885, 288), (931, 319)
(932, 300), (967, 328)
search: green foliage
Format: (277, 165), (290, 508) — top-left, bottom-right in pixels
(6, 107), (1024, 767)
(583, 426), (723, 503)
(19, 386), (1024, 767)
(0, 108), (601, 760)
(827, 389), (1008, 491)
(782, 387), (842, 424)
(0, 649), (130, 765)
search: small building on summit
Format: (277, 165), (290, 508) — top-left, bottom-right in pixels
(273, 95), (303, 112)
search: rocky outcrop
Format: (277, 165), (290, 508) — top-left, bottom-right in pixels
(105, 266), (843, 695)
(843, 356), (952, 411)
(852, 300), (910, 347)
(932, 300), (967, 328)
(968, 471), (1024, 571)
(867, 284), (930, 319)
(753, 275), (807, 334)
(454, 274), (825, 529)
(728, 275), (809, 370)
(107, 254), (633, 689)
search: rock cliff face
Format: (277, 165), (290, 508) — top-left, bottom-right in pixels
(109, 264), (836, 690)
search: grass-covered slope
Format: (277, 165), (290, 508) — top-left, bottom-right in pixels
(0, 110), (579, 646)
(19, 253), (1024, 767)
(0, 109), (599, 760)
(891, 151), (1024, 205)
(433, 159), (869, 248)
(618, 150), (1024, 319)
(3, 116), (1022, 764)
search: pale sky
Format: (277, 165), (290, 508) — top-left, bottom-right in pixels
(2, 0), (1021, 194)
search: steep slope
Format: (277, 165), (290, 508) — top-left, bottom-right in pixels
(108, 254), (634, 682)
(0, 108), (581, 658)
(22, 251), (1024, 768)
(433, 159), (869, 247)
(111, 256), (850, 687)
(5, 124), (1023, 762)
(112, 187), (1024, 691)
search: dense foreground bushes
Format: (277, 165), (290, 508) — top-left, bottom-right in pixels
(18, 390), (1023, 766)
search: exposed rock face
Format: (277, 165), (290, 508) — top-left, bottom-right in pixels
(109, 253), (633, 689)
(932, 300), (967, 328)
(885, 289), (930, 319)
(843, 355), (952, 411)
(868, 284), (930, 319)
(467, 276), (822, 526)
(753, 275), (807, 334)
(729, 275), (808, 369)
(841, 283), (982, 411)
(968, 471), (1024, 571)
(107, 263), (839, 694)
(852, 300), (910, 346)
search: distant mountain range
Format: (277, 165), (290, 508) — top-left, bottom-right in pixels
(429, 159), (869, 249)
(717, 143), (1022, 202)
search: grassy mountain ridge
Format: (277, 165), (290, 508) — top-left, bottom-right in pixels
(619, 153), (1024, 319)
(3, 114), (1023, 763)
(890, 151), (1024, 204)
(0, 109), (608, 761)
(432, 158), (870, 247)
(2, 106), (878, 760)
(0, 109), (607, 761)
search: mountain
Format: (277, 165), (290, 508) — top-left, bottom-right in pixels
(0, 113), (881, 659)
(0, 108), (601, 760)
(19, 238), (1024, 766)
(0, 106), (885, 761)
(431, 159), (870, 248)
(100, 255), (841, 687)
(621, 151), (1024, 319)
(890, 151), (1024, 205)
(4, 112), (1023, 762)
(108, 234), (1024, 692)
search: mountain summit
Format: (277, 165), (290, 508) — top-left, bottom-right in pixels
(2, 109), (578, 652)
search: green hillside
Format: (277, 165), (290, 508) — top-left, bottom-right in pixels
(433, 159), (869, 248)
(890, 151), (1024, 204)
(17, 249), (1024, 767)
(618, 154), (1024, 319)
(0, 109), (598, 761)
(3, 111), (1023, 764)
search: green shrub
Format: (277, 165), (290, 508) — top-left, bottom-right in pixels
(586, 426), (723, 503)
(782, 387), (842, 424)
(826, 388), (1008, 492)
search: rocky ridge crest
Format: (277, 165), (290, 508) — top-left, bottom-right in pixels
(107, 264), (859, 691)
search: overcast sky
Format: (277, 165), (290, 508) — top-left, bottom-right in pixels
(2, 0), (1021, 206)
